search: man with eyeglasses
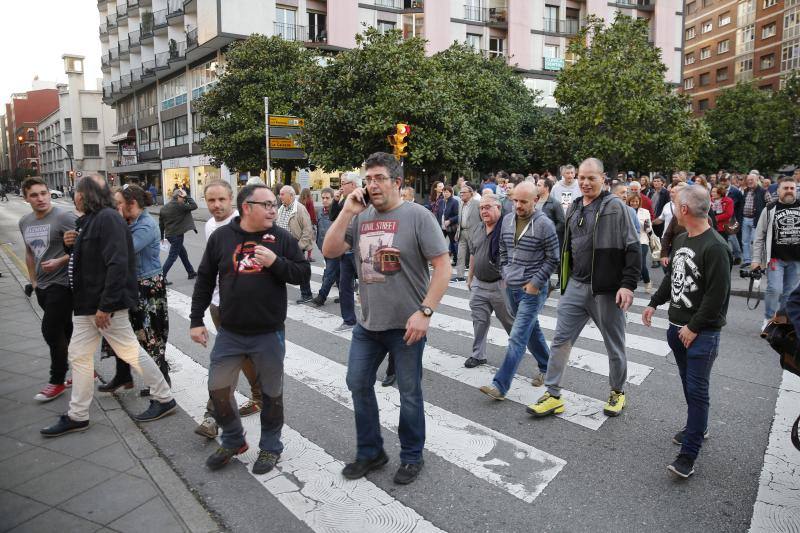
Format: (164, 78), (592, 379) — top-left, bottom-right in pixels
(323, 152), (450, 485)
(190, 183), (310, 475)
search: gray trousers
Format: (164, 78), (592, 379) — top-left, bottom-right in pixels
(469, 279), (515, 360)
(456, 232), (473, 278)
(545, 279), (628, 396)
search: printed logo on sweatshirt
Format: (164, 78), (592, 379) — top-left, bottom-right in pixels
(671, 247), (700, 308)
(233, 241), (263, 274)
(358, 219), (401, 283)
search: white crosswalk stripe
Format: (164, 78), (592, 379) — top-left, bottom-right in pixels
(306, 280), (654, 385)
(168, 290), (567, 503)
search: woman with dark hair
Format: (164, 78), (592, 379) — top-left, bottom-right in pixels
(99, 184), (170, 394)
(426, 181), (445, 221)
(441, 185), (460, 260)
(627, 193), (653, 292)
(710, 185), (735, 240)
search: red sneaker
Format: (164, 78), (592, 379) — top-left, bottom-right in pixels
(34, 384), (67, 402)
(64, 371), (99, 388)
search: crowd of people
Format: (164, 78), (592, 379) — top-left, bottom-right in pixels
(13, 153), (800, 490)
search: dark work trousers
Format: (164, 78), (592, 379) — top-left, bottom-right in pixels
(35, 285), (73, 385)
(162, 234), (195, 279)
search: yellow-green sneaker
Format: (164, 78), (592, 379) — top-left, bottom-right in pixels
(526, 392), (565, 417)
(603, 390), (626, 417)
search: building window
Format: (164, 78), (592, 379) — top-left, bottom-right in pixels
(137, 87), (157, 118)
(737, 24), (755, 54)
(402, 13), (424, 39)
(718, 39), (730, 53)
(764, 0), (777, 7)
(719, 12), (731, 25)
(192, 112), (207, 143)
(786, 9), (800, 40)
(83, 144), (100, 157)
(377, 20), (396, 34)
(699, 72), (711, 85)
(762, 22), (777, 38)
(737, 56), (754, 72)
(717, 66), (729, 80)
(545, 5), (559, 32)
(760, 83), (774, 92)
(760, 53), (775, 69)
(160, 74), (187, 111)
(702, 20), (713, 33)
(466, 33), (481, 51)
(64, 118), (72, 133)
(489, 37), (505, 57)
(308, 11), (326, 42)
(703, 0), (713, 7)
(275, 7), (297, 39)
(162, 116), (188, 148)
(700, 46), (711, 59)
(66, 144), (73, 156)
(81, 118), (98, 131)
(698, 99), (710, 111)
(687, 1), (696, 14)
(685, 52), (695, 65)
(138, 124), (160, 152)
(684, 77), (695, 89)
(781, 38), (800, 71)
(190, 60), (218, 99)
(686, 27), (696, 40)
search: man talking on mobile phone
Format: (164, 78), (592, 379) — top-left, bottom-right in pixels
(323, 152), (451, 485)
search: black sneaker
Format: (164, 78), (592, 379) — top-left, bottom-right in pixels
(311, 295), (326, 307)
(252, 450), (281, 475)
(381, 374), (396, 387)
(133, 399), (177, 422)
(672, 428), (710, 445)
(464, 357), (487, 368)
(188, 272), (197, 280)
(342, 450), (389, 479)
(206, 443), (249, 471)
(296, 295), (313, 304)
(334, 297), (340, 304)
(40, 415), (90, 438)
(667, 453), (695, 479)
(393, 461), (424, 485)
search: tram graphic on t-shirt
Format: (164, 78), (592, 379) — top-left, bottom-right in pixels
(358, 219), (401, 283)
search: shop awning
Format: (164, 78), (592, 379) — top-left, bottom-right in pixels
(110, 130), (135, 143)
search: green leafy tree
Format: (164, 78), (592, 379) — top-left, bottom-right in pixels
(195, 35), (317, 174)
(768, 73), (800, 170)
(298, 28), (540, 174)
(549, 14), (707, 175)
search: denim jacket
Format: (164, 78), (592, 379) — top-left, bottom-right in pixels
(130, 210), (162, 279)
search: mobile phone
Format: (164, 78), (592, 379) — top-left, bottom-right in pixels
(362, 187), (370, 206)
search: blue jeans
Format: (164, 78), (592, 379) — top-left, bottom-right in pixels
(765, 259), (800, 320)
(346, 324), (426, 464)
(162, 234), (195, 279)
(666, 325), (719, 460)
(727, 234), (742, 261)
(742, 217), (755, 264)
(317, 256), (340, 301)
(339, 252), (357, 325)
(492, 287), (550, 395)
(640, 244), (650, 284)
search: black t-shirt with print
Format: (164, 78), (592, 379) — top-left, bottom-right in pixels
(771, 200), (800, 261)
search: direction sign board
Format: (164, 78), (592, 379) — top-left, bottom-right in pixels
(269, 126), (303, 137)
(271, 149), (307, 159)
(268, 116), (305, 127)
(269, 138), (301, 149)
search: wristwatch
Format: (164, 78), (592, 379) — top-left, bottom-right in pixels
(419, 305), (434, 317)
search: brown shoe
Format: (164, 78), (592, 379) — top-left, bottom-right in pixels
(238, 400), (261, 417)
(479, 385), (505, 401)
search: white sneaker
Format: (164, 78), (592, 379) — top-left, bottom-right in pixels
(645, 282), (653, 294)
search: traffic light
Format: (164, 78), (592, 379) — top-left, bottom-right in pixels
(68, 170), (75, 181)
(16, 135), (24, 144)
(387, 123), (410, 160)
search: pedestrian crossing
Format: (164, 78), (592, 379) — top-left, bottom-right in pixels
(159, 265), (683, 530)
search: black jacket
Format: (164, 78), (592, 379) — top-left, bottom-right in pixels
(71, 208), (138, 316)
(727, 187), (744, 222)
(540, 195), (565, 245)
(159, 196), (197, 239)
(650, 188), (671, 218)
(190, 218), (311, 335)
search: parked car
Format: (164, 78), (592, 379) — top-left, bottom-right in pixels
(49, 189), (64, 199)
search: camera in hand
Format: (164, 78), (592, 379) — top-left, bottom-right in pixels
(740, 267), (763, 280)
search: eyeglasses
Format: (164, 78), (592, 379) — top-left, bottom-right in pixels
(479, 205), (497, 210)
(364, 174), (393, 185)
(246, 200), (276, 210)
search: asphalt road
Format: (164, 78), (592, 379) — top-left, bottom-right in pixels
(0, 196), (796, 533)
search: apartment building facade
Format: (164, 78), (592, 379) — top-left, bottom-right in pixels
(4, 87), (59, 177)
(681, 0), (799, 113)
(36, 55), (117, 189)
(99, 0), (683, 203)
(0, 115), (9, 179)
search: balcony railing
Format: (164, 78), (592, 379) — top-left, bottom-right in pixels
(482, 49), (508, 60)
(375, 0), (401, 8)
(155, 51), (170, 68)
(138, 140), (160, 153)
(109, 47), (120, 61)
(121, 73), (132, 88)
(103, 83), (113, 98)
(129, 29), (140, 44)
(119, 39), (130, 54)
(140, 16), (154, 37)
(405, 0), (424, 9)
(274, 22), (307, 41)
(142, 59), (156, 76)
(186, 27), (198, 48)
(167, 0), (183, 16)
(464, 5), (487, 21)
(488, 7), (508, 23)
(169, 40), (187, 60)
(100, 22), (108, 34)
(137, 104), (157, 119)
(128, 0), (138, 7)
(153, 8), (168, 27)
(543, 18), (582, 35)
(130, 66), (142, 82)
(107, 12), (118, 28)
(101, 54), (111, 68)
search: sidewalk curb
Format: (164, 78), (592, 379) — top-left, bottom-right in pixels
(0, 249), (221, 533)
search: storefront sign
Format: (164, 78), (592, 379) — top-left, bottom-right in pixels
(543, 57), (565, 71)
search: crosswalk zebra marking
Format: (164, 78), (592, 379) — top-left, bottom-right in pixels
(305, 280), (654, 385)
(167, 290), (567, 503)
(307, 265), (672, 351)
(165, 343), (446, 533)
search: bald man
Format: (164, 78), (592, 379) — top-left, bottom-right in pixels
(478, 182), (559, 399)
